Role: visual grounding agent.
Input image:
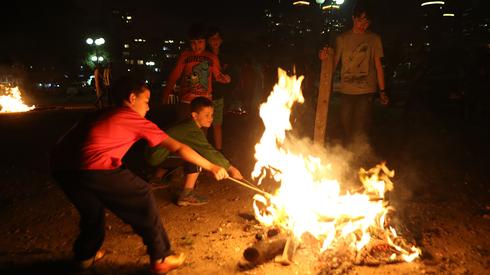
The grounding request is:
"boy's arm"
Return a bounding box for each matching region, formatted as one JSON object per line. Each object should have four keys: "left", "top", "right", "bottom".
{"left": 162, "top": 54, "right": 185, "bottom": 104}
{"left": 175, "top": 123, "right": 231, "bottom": 168}
{"left": 211, "top": 55, "right": 231, "bottom": 83}
{"left": 373, "top": 35, "right": 388, "bottom": 105}
{"left": 375, "top": 57, "right": 389, "bottom": 105}
{"left": 169, "top": 120, "right": 244, "bottom": 178}
{"left": 375, "top": 57, "right": 385, "bottom": 91}
{"left": 184, "top": 130, "right": 243, "bottom": 179}
{"left": 160, "top": 136, "right": 228, "bottom": 180}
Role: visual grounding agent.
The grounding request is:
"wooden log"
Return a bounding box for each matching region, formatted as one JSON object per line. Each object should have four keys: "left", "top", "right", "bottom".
{"left": 243, "top": 237, "right": 288, "bottom": 264}
{"left": 314, "top": 47, "right": 334, "bottom": 146}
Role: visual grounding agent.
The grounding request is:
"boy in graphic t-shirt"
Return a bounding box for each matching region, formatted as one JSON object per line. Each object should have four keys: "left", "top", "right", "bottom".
{"left": 319, "top": 3, "right": 389, "bottom": 147}
{"left": 162, "top": 22, "right": 230, "bottom": 122}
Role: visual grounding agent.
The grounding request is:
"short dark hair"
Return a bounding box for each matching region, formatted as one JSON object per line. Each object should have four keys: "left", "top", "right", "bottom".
{"left": 190, "top": 97, "right": 213, "bottom": 113}
{"left": 112, "top": 75, "right": 149, "bottom": 105}
{"left": 188, "top": 22, "right": 207, "bottom": 40}
{"left": 352, "top": 1, "right": 373, "bottom": 20}
{"left": 206, "top": 25, "right": 222, "bottom": 39}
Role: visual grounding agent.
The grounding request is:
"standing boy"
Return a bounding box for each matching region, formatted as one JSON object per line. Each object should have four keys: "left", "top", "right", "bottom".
{"left": 319, "top": 3, "right": 389, "bottom": 147}
{"left": 146, "top": 96, "right": 243, "bottom": 206}
{"left": 206, "top": 26, "right": 239, "bottom": 151}
{"left": 162, "top": 23, "right": 230, "bottom": 123}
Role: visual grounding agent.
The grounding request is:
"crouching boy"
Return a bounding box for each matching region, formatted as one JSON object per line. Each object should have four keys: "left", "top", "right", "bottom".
{"left": 146, "top": 96, "right": 243, "bottom": 206}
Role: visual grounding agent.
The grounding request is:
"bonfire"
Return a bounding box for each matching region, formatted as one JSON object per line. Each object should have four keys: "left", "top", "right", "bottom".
{"left": 0, "top": 85, "right": 35, "bottom": 113}
{"left": 244, "top": 68, "right": 420, "bottom": 270}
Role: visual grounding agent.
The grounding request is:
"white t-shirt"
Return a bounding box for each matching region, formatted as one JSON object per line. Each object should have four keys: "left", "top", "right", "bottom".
{"left": 334, "top": 30, "right": 383, "bottom": 94}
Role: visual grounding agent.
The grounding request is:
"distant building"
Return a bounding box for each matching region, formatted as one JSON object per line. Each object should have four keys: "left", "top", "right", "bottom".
{"left": 262, "top": 0, "right": 346, "bottom": 62}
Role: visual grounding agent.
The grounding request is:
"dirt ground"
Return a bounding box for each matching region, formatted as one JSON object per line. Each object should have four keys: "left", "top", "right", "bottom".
{"left": 0, "top": 91, "right": 489, "bottom": 275}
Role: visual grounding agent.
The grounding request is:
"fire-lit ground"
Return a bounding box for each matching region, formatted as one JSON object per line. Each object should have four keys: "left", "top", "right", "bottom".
{"left": 0, "top": 89, "right": 489, "bottom": 274}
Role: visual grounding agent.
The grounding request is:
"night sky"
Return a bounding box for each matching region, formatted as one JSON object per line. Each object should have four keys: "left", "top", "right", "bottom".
{"left": 1, "top": 0, "right": 418, "bottom": 67}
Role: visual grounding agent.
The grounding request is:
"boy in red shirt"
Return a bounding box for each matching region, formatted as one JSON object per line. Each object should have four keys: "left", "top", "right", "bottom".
{"left": 51, "top": 76, "right": 229, "bottom": 274}
{"left": 162, "top": 23, "right": 230, "bottom": 122}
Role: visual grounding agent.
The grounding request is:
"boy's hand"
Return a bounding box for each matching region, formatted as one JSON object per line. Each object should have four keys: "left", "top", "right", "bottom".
{"left": 210, "top": 165, "right": 229, "bottom": 180}
{"left": 318, "top": 47, "right": 331, "bottom": 61}
{"left": 228, "top": 166, "right": 243, "bottom": 180}
{"left": 216, "top": 73, "right": 231, "bottom": 84}
{"left": 379, "top": 90, "right": 389, "bottom": 106}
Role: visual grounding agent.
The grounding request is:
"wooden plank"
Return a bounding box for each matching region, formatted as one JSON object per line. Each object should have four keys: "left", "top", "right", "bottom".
{"left": 314, "top": 48, "right": 334, "bottom": 145}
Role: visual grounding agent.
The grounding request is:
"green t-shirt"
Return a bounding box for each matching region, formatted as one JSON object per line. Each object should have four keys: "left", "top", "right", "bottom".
{"left": 145, "top": 119, "right": 231, "bottom": 169}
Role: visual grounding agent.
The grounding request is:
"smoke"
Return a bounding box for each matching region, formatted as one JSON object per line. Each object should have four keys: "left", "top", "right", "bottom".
{"left": 282, "top": 133, "right": 385, "bottom": 193}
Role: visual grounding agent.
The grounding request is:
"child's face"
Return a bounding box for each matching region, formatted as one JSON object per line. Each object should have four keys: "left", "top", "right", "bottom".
{"left": 190, "top": 39, "right": 206, "bottom": 54}
{"left": 192, "top": 106, "right": 214, "bottom": 128}
{"left": 352, "top": 12, "right": 370, "bottom": 33}
{"left": 128, "top": 89, "right": 150, "bottom": 117}
{"left": 207, "top": 33, "right": 223, "bottom": 51}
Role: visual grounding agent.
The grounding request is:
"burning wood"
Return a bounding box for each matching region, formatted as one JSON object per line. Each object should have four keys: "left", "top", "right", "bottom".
{"left": 242, "top": 68, "right": 421, "bottom": 269}
{"left": 243, "top": 235, "right": 288, "bottom": 264}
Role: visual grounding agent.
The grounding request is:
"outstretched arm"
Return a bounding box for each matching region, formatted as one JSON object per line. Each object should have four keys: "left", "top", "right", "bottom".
{"left": 160, "top": 136, "right": 228, "bottom": 180}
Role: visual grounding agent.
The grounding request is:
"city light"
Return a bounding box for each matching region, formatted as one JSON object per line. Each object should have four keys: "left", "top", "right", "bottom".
{"left": 335, "top": 0, "right": 345, "bottom": 4}
{"left": 86, "top": 37, "right": 105, "bottom": 46}
{"left": 85, "top": 36, "right": 107, "bottom": 66}
{"left": 420, "top": 1, "right": 445, "bottom": 7}
{"left": 293, "top": 1, "right": 310, "bottom": 6}
{"left": 94, "top": 38, "right": 105, "bottom": 45}
{"left": 322, "top": 5, "right": 340, "bottom": 10}
{"left": 443, "top": 13, "right": 455, "bottom": 17}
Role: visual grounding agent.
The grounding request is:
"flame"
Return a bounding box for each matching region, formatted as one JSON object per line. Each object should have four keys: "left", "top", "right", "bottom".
{"left": 0, "top": 86, "right": 36, "bottom": 113}
{"left": 251, "top": 68, "right": 420, "bottom": 262}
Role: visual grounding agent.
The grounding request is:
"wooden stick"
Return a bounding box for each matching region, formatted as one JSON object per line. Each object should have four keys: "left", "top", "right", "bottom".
{"left": 314, "top": 47, "right": 334, "bottom": 146}
{"left": 227, "top": 177, "right": 272, "bottom": 198}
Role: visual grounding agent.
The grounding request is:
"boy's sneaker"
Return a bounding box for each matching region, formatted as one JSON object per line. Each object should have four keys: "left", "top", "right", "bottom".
{"left": 177, "top": 192, "right": 208, "bottom": 206}
{"left": 151, "top": 253, "right": 186, "bottom": 274}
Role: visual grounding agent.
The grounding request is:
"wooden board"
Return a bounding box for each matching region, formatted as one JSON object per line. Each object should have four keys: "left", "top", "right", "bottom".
{"left": 314, "top": 48, "right": 334, "bottom": 145}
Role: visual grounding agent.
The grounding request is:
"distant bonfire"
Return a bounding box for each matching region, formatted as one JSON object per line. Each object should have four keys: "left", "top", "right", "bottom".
{"left": 0, "top": 85, "right": 35, "bottom": 113}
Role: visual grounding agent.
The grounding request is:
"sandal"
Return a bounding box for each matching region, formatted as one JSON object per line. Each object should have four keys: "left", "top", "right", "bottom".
{"left": 76, "top": 249, "right": 106, "bottom": 269}
{"left": 151, "top": 253, "right": 186, "bottom": 274}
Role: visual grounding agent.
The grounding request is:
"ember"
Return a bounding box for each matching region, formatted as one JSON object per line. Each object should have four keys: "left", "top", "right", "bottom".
{"left": 0, "top": 85, "right": 35, "bottom": 113}
{"left": 247, "top": 68, "right": 420, "bottom": 267}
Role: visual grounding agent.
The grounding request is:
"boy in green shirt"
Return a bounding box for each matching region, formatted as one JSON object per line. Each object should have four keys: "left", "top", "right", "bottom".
{"left": 146, "top": 97, "right": 243, "bottom": 206}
